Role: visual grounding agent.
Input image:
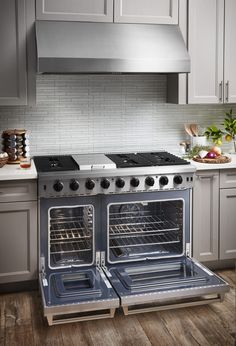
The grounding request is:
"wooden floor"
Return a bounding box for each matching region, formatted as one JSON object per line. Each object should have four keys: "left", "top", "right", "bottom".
{"left": 0, "top": 270, "right": 235, "bottom": 346}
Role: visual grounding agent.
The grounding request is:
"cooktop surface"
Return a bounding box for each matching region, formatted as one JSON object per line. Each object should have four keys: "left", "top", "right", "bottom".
{"left": 34, "top": 155, "right": 79, "bottom": 172}
{"left": 34, "top": 151, "right": 190, "bottom": 172}
{"left": 106, "top": 152, "right": 190, "bottom": 168}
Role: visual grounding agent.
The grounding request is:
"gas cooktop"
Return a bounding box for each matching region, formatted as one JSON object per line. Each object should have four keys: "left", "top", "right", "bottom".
{"left": 106, "top": 152, "right": 190, "bottom": 168}
{"left": 34, "top": 151, "right": 190, "bottom": 173}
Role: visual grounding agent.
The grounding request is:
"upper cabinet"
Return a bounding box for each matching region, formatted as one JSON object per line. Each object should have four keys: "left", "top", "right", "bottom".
{"left": 36, "top": 0, "right": 114, "bottom": 22}
{"left": 0, "top": 0, "right": 27, "bottom": 105}
{"left": 0, "top": 0, "right": 36, "bottom": 106}
{"left": 36, "top": 0, "right": 179, "bottom": 24}
{"left": 188, "top": 0, "right": 236, "bottom": 104}
{"left": 114, "top": 0, "right": 178, "bottom": 24}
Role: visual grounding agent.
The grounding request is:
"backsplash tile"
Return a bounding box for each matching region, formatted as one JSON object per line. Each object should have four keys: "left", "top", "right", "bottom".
{"left": 0, "top": 74, "right": 235, "bottom": 155}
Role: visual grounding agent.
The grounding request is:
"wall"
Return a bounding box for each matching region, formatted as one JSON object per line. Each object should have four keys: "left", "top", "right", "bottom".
{"left": 0, "top": 74, "right": 235, "bottom": 156}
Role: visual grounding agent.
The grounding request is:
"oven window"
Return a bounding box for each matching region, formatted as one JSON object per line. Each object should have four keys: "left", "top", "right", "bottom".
{"left": 108, "top": 200, "right": 184, "bottom": 262}
{"left": 49, "top": 206, "right": 94, "bottom": 268}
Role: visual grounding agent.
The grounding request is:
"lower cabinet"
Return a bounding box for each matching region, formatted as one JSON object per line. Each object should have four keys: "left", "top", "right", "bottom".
{"left": 0, "top": 181, "right": 37, "bottom": 284}
{"left": 193, "top": 169, "right": 236, "bottom": 262}
{"left": 220, "top": 170, "right": 236, "bottom": 259}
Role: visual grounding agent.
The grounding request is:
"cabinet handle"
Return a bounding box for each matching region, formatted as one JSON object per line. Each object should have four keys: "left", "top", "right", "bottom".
{"left": 219, "top": 81, "right": 223, "bottom": 102}
{"left": 225, "top": 81, "right": 229, "bottom": 102}
{"left": 198, "top": 175, "right": 216, "bottom": 180}
{"left": 226, "top": 195, "right": 236, "bottom": 198}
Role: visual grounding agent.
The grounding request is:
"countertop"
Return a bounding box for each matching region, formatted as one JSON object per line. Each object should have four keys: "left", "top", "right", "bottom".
{"left": 0, "top": 154, "right": 235, "bottom": 181}
{"left": 190, "top": 153, "right": 236, "bottom": 171}
{"left": 0, "top": 159, "right": 37, "bottom": 181}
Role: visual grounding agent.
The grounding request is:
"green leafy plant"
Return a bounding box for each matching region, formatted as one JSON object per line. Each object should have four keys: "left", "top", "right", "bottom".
{"left": 204, "top": 109, "right": 236, "bottom": 151}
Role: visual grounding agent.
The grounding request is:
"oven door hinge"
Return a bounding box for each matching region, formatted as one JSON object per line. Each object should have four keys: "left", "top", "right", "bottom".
{"left": 186, "top": 243, "right": 191, "bottom": 257}
{"left": 96, "top": 251, "right": 101, "bottom": 268}
{"left": 40, "top": 256, "right": 48, "bottom": 286}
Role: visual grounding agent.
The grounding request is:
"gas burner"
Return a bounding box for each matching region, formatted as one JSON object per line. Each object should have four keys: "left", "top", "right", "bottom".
{"left": 34, "top": 155, "right": 78, "bottom": 173}
{"left": 106, "top": 151, "right": 190, "bottom": 168}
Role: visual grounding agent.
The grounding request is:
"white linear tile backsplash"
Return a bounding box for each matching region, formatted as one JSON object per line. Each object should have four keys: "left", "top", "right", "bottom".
{"left": 0, "top": 74, "right": 235, "bottom": 156}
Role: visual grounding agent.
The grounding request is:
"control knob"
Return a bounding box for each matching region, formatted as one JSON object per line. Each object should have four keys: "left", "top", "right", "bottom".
{"left": 53, "top": 180, "right": 64, "bottom": 192}
{"left": 70, "top": 179, "right": 79, "bottom": 191}
{"left": 173, "top": 175, "right": 183, "bottom": 185}
{"left": 145, "top": 176, "right": 155, "bottom": 187}
{"left": 159, "top": 176, "right": 169, "bottom": 186}
{"left": 130, "top": 177, "right": 140, "bottom": 187}
{"left": 85, "top": 179, "right": 95, "bottom": 190}
{"left": 101, "top": 178, "right": 110, "bottom": 189}
{"left": 116, "top": 178, "right": 125, "bottom": 188}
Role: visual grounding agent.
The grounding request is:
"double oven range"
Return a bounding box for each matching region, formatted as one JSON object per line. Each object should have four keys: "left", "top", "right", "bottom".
{"left": 34, "top": 151, "right": 229, "bottom": 326}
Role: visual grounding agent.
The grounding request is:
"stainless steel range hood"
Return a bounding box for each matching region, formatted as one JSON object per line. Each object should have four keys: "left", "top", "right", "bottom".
{"left": 36, "top": 21, "right": 190, "bottom": 74}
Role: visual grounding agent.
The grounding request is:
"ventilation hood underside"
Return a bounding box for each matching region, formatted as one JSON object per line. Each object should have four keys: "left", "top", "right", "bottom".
{"left": 36, "top": 21, "right": 190, "bottom": 74}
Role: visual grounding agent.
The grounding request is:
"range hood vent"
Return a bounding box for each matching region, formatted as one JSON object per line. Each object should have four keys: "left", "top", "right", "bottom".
{"left": 36, "top": 21, "right": 190, "bottom": 74}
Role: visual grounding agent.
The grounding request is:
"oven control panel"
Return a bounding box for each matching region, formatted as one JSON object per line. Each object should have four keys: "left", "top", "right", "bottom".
{"left": 38, "top": 173, "right": 195, "bottom": 198}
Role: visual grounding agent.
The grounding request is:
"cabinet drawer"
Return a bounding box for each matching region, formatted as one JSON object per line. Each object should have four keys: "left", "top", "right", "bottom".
{"left": 220, "top": 169, "right": 236, "bottom": 188}
{"left": 0, "top": 180, "right": 37, "bottom": 202}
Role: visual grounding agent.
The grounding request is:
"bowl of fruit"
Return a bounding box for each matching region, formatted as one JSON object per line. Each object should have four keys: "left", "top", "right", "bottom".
{"left": 0, "top": 152, "right": 9, "bottom": 167}
{"left": 187, "top": 145, "right": 231, "bottom": 164}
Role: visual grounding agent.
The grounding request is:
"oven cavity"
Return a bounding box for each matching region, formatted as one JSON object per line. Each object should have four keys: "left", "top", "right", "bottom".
{"left": 49, "top": 205, "right": 94, "bottom": 268}
{"left": 108, "top": 199, "right": 184, "bottom": 263}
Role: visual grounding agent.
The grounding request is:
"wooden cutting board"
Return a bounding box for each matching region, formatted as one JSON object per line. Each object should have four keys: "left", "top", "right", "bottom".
{"left": 193, "top": 155, "right": 231, "bottom": 164}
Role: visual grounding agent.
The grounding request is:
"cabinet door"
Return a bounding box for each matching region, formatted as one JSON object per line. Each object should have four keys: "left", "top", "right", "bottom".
{"left": 224, "top": 0, "right": 236, "bottom": 103}
{"left": 0, "top": 0, "right": 27, "bottom": 105}
{"left": 220, "top": 188, "right": 236, "bottom": 260}
{"left": 193, "top": 171, "right": 219, "bottom": 261}
{"left": 188, "top": 0, "right": 224, "bottom": 104}
{"left": 114, "top": 0, "right": 178, "bottom": 24}
{"left": 36, "top": 0, "right": 114, "bottom": 22}
{"left": 0, "top": 201, "right": 37, "bottom": 284}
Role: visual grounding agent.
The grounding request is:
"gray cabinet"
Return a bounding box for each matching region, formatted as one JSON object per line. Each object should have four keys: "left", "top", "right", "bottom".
{"left": 36, "top": 0, "right": 114, "bottom": 22}
{"left": 0, "top": 0, "right": 27, "bottom": 105}
{"left": 114, "top": 0, "right": 178, "bottom": 24}
{"left": 193, "top": 171, "right": 219, "bottom": 261}
{"left": 193, "top": 169, "right": 236, "bottom": 262}
{"left": 187, "top": 0, "right": 236, "bottom": 104}
{"left": 219, "top": 170, "right": 236, "bottom": 260}
{"left": 0, "top": 0, "right": 36, "bottom": 106}
{"left": 0, "top": 180, "right": 37, "bottom": 284}
{"left": 36, "top": 0, "right": 178, "bottom": 24}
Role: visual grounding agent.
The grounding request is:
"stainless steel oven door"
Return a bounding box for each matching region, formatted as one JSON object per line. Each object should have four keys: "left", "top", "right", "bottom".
{"left": 105, "top": 257, "right": 229, "bottom": 315}
{"left": 39, "top": 196, "right": 119, "bottom": 325}
{"left": 39, "top": 266, "right": 119, "bottom": 325}
{"left": 101, "top": 190, "right": 229, "bottom": 313}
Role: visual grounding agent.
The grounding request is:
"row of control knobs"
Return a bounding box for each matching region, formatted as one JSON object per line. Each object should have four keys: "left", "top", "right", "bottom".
{"left": 53, "top": 175, "right": 183, "bottom": 192}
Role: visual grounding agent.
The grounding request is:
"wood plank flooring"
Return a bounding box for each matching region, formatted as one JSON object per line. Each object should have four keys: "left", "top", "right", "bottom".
{"left": 0, "top": 270, "right": 235, "bottom": 346}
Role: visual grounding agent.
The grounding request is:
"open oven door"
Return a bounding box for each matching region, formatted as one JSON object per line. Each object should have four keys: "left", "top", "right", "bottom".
{"left": 39, "top": 266, "right": 119, "bottom": 325}
{"left": 104, "top": 256, "right": 229, "bottom": 316}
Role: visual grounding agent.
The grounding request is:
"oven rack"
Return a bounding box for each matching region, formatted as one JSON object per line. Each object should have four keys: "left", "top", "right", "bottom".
{"left": 50, "top": 228, "right": 92, "bottom": 243}
{"left": 109, "top": 232, "right": 180, "bottom": 249}
{"left": 109, "top": 215, "right": 180, "bottom": 236}
{"left": 50, "top": 239, "right": 92, "bottom": 254}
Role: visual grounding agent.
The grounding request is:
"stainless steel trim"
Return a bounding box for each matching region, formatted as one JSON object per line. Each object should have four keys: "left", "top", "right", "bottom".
{"left": 120, "top": 283, "right": 229, "bottom": 305}
{"left": 46, "top": 308, "right": 116, "bottom": 326}
{"left": 122, "top": 294, "right": 224, "bottom": 315}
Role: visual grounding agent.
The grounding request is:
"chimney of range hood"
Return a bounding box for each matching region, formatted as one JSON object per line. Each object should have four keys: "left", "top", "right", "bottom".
{"left": 35, "top": 21, "right": 190, "bottom": 74}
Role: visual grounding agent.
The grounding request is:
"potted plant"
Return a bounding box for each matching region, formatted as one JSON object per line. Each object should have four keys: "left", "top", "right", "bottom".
{"left": 204, "top": 109, "right": 236, "bottom": 153}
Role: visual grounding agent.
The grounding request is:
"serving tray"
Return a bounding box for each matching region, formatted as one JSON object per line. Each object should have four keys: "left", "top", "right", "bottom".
{"left": 193, "top": 155, "right": 231, "bottom": 164}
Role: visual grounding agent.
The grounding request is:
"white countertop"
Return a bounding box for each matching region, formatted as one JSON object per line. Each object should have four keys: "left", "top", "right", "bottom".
{"left": 0, "top": 159, "right": 37, "bottom": 181}
{"left": 190, "top": 154, "right": 236, "bottom": 171}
